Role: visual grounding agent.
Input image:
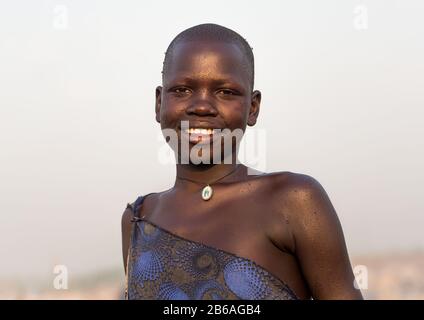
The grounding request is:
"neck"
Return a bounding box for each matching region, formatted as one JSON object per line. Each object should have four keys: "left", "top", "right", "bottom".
{"left": 174, "top": 162, "right": 246, "bottom": 189}
{"left": 174, "top": 147, "right": 244, "bottom": 186}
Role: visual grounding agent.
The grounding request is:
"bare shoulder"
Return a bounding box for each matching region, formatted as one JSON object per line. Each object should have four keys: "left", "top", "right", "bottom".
{"left": 262, "top": 170, "right": 341, "bottom": 237}
{"left": 266, "top": 171, "right": 333, "bottom": 213}
{"left": 245, "top": 170, "right": 333, "bottom": 221}
{"left": 265, "top": 172, "right": 362, "bottom": 299}
{"left": 266, "top": 170, "right": 324, "bottom": 193}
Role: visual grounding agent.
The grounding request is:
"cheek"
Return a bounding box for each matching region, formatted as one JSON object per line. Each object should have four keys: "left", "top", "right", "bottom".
{"left": 221, "top": 101, "right": 250, "bottom": 130}
{"left": 160, "top": 99, "right": 185, "bottom": 129}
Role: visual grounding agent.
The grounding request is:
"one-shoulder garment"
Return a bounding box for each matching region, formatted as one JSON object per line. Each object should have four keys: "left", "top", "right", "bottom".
{"left": 125, "top": 194, "right": 299, "bottom": 300}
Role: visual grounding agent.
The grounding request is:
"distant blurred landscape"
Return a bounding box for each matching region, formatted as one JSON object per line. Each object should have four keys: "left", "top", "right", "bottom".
{"left": 2, "top": 250, "right": 423, "bottom": 300}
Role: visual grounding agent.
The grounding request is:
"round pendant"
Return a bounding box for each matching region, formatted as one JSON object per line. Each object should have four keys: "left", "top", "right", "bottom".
{"left": 201, "top": 185, "right": 213, "bottom": 201}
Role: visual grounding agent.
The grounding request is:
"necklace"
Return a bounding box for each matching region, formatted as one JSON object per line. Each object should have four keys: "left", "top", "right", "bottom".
{"left": 177, "top": 165, "right": 241, "bottom": 201}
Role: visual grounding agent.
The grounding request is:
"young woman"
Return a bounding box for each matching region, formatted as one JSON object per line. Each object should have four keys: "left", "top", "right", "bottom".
{"left": 122, "top": 23, "right": 363, "bottom": 300}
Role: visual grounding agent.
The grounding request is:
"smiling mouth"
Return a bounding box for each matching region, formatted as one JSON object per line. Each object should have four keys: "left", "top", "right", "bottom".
{"left": 184, "top": 128, "right": 215, "bottom": 135}
{"left": 180, "top": 127, "right": 219, "bottom": 144}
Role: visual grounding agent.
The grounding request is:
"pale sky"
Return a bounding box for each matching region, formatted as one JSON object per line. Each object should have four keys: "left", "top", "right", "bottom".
{"left": 0, "top": 0, "right": 423, "bottom": 281}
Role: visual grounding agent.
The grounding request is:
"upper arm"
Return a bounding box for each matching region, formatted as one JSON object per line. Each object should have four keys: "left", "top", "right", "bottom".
{"left": 121, "top": 205, "right": 134, "bottom": 274}
{"left": 284, "top": 173, "right": 363, "bottom": 299}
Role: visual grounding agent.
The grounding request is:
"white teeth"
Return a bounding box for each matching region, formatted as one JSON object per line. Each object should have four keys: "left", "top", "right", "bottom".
{"left": 184, "top": 128, "right": 214, "bottom": 134}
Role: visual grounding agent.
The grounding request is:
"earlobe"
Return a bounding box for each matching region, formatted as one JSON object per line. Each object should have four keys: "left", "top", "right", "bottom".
{"left": 247, "top": 90, "right": 261, "bottom": 126}
{"left": 155, "top": 86, "right": 162, "bottom": 123}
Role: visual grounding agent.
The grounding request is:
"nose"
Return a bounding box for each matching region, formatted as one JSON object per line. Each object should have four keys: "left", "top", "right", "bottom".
{"left": 185, "top": 90, "right": 218, "bottom": 117}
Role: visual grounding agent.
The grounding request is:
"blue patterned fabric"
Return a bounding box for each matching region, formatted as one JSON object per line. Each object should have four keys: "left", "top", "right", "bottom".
{"left": 125, "top": 195, "right": 299, "bottom": 300}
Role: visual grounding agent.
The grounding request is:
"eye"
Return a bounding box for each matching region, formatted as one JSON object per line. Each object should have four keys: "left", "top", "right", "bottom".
{"left": 217, "top": 89, "right": 237, "bottom": 96}
{"left": 172, "top": 87, "right": 191, "bottom": 95}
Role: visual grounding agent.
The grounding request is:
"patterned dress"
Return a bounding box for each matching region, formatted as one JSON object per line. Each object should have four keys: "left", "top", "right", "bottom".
{"left": 125, "top": 194, "right": 299, "bottom": 300}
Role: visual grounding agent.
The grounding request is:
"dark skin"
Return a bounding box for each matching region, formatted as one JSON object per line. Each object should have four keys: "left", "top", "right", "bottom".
{"left": 122, "top": 39, "right": 363, "bottom": 300}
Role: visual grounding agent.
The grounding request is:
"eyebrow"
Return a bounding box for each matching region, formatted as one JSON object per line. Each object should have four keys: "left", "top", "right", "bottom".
{"left": 167, "top": 76, "right": 245, "bottom": 88}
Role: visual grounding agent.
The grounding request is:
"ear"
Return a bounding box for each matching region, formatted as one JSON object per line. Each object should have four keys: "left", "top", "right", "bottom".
{"left": 247, "top": 90, "right": 261, "bottom": 126}
{"left": 155, "top": 86, "right": 162, "bottom": 123}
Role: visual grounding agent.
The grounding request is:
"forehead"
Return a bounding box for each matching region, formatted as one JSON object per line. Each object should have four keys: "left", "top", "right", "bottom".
{"left": 164, "top": 40, "right": 250, "bottom": 87}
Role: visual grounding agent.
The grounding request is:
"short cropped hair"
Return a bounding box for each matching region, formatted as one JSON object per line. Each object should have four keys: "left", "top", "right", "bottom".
{"left": 162, "top": 23, "right": 255, "bottom": 90}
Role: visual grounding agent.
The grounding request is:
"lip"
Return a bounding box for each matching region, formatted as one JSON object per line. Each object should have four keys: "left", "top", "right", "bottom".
{"left": 177, "top": 120, "right": 223, "bottom": 130}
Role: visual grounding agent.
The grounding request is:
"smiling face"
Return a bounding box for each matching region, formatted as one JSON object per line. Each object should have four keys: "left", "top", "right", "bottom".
{"left": 155, "top": 40, "right": 261, "bottom": 164}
